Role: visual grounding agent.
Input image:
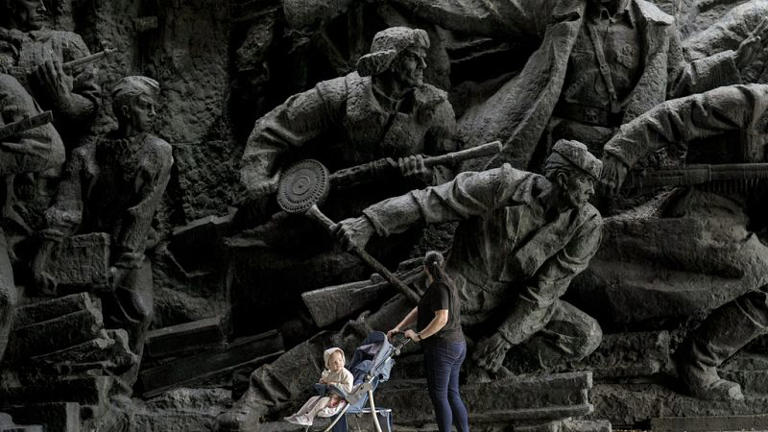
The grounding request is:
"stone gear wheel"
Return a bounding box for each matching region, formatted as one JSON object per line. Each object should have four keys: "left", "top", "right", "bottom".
{"left": 277, "top": 159, "right": 330, "bottom": 213}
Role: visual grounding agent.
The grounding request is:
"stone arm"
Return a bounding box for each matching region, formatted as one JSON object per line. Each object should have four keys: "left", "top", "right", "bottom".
{"left": 114, "top": 139, "right": 173, "bottom": 267}
{"left": 667, "top": 25, "right": 741, "bottom": 98}
{"left": 240, "top": 83, "right": 344, "bottom": 196}
{"left": 604, "top": 84, "right": 768, "bottom": 169}
{"left": 362, "top": 163, "right": 545, "bottom": 236}
{"left": 58, "top": 33, "right": 101, "bottom": 124}
{"left": 0, "top": 74, "right": 65, "bottom": 175}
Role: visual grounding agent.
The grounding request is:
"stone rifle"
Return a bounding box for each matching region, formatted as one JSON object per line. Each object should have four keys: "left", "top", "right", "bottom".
{"left": 0, "top": 110, "right": 54, "bottom": 142}
{"left": 329, "top": 140, "right": 502, "bottom": 190}
{"left": 624, "top": 163, "right": 768, "bottom": 192}
{"left": 4, "top": 47, "right": 117, "bottom": 76}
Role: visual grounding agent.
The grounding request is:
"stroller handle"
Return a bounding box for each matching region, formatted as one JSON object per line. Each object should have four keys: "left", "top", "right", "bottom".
{"left": 388, "top": 332, "right": 411, "bottom": 356}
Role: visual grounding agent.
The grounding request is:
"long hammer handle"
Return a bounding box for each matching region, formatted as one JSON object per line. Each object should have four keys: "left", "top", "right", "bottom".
{"left": 306, "top": 205, "right": 421, "bottom": 304}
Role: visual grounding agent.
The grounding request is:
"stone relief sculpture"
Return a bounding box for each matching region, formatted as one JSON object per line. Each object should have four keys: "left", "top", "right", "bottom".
{"left": 227, "top": 26, "right": 458, "bottom": 337}
{"left": 4, "top": 1, "right": 768, "bottom": 431}
{"left": 596, "top": 83, "right": 768, "bottom": 401}
{"left": 239, "top": 26, "right": 455, "bottom": 207}
{"left": 376, "top": 0, "right": 767, "bottom": 170}
{"left": 0, "top": 71, "right": 63, "bottom": 363}
{"left": 31, "top": 76, "right": 172, "bottom": 390}
{"left": 217, "top": 139, "right": 604, "bottom": 430}
{"left": 340, "top": 139, "right": 604, "bottom": 376}
{"left": 0, "top": 0, "right": 101, "bottom": 143}
{"left": 0, "top": 0, "right": 102, "bottom": 288}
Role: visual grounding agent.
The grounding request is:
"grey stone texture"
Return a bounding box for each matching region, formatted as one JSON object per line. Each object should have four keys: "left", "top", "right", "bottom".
{"left": 6, "top": 0, "right": 768, "bottom": 431}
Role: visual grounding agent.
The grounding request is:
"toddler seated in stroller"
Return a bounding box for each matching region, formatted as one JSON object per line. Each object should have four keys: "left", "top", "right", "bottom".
{"left": 285, "top": 347, "right": 354, "bottom": 426}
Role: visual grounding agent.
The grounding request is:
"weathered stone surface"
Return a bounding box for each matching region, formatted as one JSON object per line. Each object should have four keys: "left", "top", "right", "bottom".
{"left": 28, "top": 329, "right": 136, "bottom": 372}
{"left": 144, "top": 316, "right": 224, "bottom": 359}
{"left": 6, "top": 403, "right": 80, "bottom": 432}
{"left": 376, "top": 372, "right": 594, "bottom": 426}
{"left": 589, "top": 382, "right": 768, "bottom": 429}
{"left": 6, "top": 308, "right": 103, "bottom": 361}
{"left": 651, "top": 413, "right": 768, "bottom": 431}
{"left": 574, "top": 331, "right": 672, "bottom": 379}
{"left": 138, "top": 330, "right": 284, "bottom": 397}
{"left": 0, "top": 377, "right": 112, "bottom": 407}
{"left": 42, "top": 233, "right": 111, "bottom": 289}
{"left": 13, "top": 294, "right": 100, "bottom": 328}
{"left": 571, "top": 216, "right": 762, "bottom": 326}
{"left": 172, "top": 141, "right": 242, "bottom": 222}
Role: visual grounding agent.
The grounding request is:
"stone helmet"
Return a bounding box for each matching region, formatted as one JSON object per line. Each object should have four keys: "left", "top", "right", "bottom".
{"left": 356, "top": 26, "right": 430, "bottom": 77}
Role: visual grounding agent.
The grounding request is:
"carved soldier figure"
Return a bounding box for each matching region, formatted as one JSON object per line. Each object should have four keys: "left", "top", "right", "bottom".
{"left": 599, "top": 83, "right": 768, "bottom": 400}
{"left": 32, "top": 76, "right": 172, "bottom": 388}
{"left": 375, "top": 0, "right": 767, "bottom": 169}
{"left": 217, "top": 139, "right": 603, "bottom": 431}
{"left": 0, "top": 0, "right": 102, "bottom": 276}
{"left": 229, "top": 27, "right": 456, "bottom": 340}
{"left": 340, "top": 139, "right": 604, "bottom": 375}
{"left": 0, "top": 72, "right": 64, "bottom": 362}
{"left": 0, "top": 0, "right": 101, "bottom": 142}
{"left": 240, "top": 26, "right": 455, "bottom": 208}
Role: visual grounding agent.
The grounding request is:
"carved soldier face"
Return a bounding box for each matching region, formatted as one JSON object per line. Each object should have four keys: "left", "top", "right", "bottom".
{"left": 121, "top": 93, "right": 157, "bottom": 133}
{"left": 558, "top": 171, "right": 596, "bottom": 208}
{"left": 9, "top": 0, "right": 46, "bottom": 31}
{"left": 392, "top": 46, "right": 427, "bottom": 88}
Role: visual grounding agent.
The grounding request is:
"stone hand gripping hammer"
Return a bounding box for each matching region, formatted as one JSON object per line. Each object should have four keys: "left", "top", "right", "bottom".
{"left": 276, "top": 159, "right": 422, "bottom": 304}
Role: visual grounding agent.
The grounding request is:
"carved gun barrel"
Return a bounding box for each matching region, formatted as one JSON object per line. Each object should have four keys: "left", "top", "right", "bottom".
{"left": 0, "top": 111, "right": 54, "bottom": 141}
{"left": 329, "top": 140, "right": 502, "bottom": 189}
{"left": 62, "top": 47, "right": 117, "bottom": 73}
{"left": 624, "top": 163, "right": 768, "bottom": 191}
{"left": 3, "top": 48, "right": 116, "bottom": 77}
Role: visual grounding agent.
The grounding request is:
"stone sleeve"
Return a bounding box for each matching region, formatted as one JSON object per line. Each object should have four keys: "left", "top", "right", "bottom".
{"left": 115, "top": 137, "right": 174, "bottom": 264}
{"left": 667, "top": 26, "right": 741, "bottom": 98}
{"left": 604, "top": 84, "right": 768, "bottom": 168}
{"left": 239, "top": 79, "right": 345, "bottom": 195}
{"left": 362, "top": 164, "right": 541, "bottom": 237}
{"left": 66, "top": 33, "right": 102, "bottom": 117}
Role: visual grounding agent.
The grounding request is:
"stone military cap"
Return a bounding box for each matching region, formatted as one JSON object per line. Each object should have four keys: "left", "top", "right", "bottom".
{"left": 112, "top": 76, "right": 160, "bottom": 104}
{"left": 546, "top": 139, "right": 603, "bottom": 180}
{"left": 356, "top": 27, "right": 430, "bottom": 77}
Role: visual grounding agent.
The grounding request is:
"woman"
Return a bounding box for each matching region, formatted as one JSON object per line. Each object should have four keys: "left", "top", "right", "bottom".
{"left": 387, "top": 250, "right": 469, "bottom": 432}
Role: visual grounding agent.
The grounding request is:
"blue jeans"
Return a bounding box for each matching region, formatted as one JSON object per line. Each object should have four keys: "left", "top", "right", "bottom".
{"left": 423, "top": 340, "right": 470, "bottom": 432}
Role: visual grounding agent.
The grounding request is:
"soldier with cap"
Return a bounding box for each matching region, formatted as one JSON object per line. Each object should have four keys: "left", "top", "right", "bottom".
{"left": 340, "top": 138, "right": 604, "bottom": 376}
{"left": 31, "top": 76, "right": 172, "bottom": 391}
{"left": 217, "top": 139, "right": 602, "bottom": 431}
{"left": 233, "top": 25, "right": 456, "bottom": 289}
{"left": 0, "top": 0, "right": 101, "bottom": 142}
{"left": 240, "top": 26, "right": 455, "bottom": 203}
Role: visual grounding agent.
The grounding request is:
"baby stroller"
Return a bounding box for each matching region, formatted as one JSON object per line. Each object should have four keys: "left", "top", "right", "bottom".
{"left": 314, "top": 331, "right": 408, "bottom": 432}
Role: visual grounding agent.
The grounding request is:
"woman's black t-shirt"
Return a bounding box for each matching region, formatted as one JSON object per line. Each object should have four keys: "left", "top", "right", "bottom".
{"left": 417, "top": 280, "right": 464, "bottom": 343}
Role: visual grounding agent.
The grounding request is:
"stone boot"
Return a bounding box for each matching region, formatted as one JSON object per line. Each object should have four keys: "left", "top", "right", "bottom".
{"left": 677, "top": 294, "right": 768, "bottom": 401}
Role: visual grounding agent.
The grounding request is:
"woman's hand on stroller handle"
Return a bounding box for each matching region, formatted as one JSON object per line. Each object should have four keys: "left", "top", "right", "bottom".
{"left": 386, "top": 328, "right": 402, "bottom": 342}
